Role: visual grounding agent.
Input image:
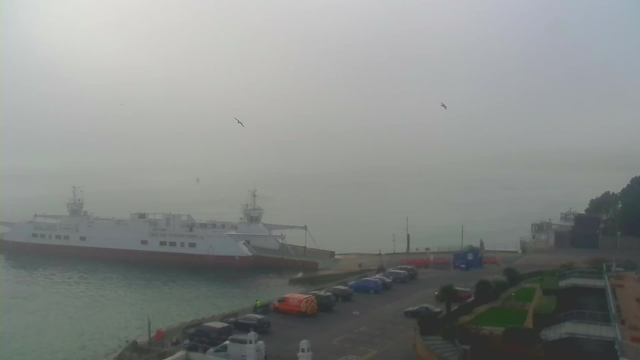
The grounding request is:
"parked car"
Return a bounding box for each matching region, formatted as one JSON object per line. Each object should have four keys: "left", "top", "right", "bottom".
{"left": 272, "top": 294, "right": 318, "bottom": 316}
{"left": 228, "top": 314, "right": 271, "bottom": 333}
{"left": 309, "top": 290, "right": 337, "bottom": 311}
{"left": 372, "top": 274, "right": 394, "bottom": 289}
{"left": 185, "top": 321, "right": 233, "bottom": 351}
{"left": 206, "top": 334, "right": 266, "bottom": 360}
{"left": 348, "top": 278, "right": 383, "bottom": 294}
{"left": 325, "top": 285, "right": 354, "bottom": 301}
{"left": 395, "top": 265, "right": 418, "bottom": 280}
{"left": 384, "top": 269, "right": 410, "bottom": 283}
{"left": 434, "top": 287, "right": 473, "bottom": 303}
{"left": 404, "top": 304, "right": 442, "bottom": 318}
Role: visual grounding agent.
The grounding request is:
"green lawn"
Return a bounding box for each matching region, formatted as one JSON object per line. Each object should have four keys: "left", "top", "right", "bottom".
{"left": 507, "top": 287, "right": 536, "bottom": 303}
{"left": 540, "top": 275, "right": 559, "bottom": 290}
{"left": 535, "top": 296, "right": 557, "bottom": 314}
{"left": 470, "top": 307, "right": 528, "bottom": 328}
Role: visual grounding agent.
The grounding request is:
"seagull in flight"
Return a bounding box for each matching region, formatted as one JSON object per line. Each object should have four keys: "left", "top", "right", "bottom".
{"left": 234, "top": 117, "right": 245, "bottom": 128}
{"left": 440, "top": 102, "right": 447, "bottom": 110}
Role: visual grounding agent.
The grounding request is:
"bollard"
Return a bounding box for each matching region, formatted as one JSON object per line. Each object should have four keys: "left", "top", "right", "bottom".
{"left": 298, "top": 339, "right": 312, "bottom": 360}
{"left": 246, "top": 331, "right": 258, "bottom": 360}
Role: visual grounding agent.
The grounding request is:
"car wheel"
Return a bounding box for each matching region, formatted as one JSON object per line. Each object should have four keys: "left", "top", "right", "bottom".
{"left": 369, "top": 289, "right": 375, "bottom": 294}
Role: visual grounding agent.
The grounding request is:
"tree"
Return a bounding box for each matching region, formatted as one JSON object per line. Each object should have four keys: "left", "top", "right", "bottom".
{"left": 585, "top": 191, "right": 620, "bottom": 217}
{"left": 503, "top": 267, "right": 521, "bottom": 287}
{"left": 438, "top": 284, "right": 459, "bottom": 314}
{"left": 619, "top": 176, "right": 640, "bottom": 237}
{"left": 474, "top": 279, "right": 494, "bottom": 303}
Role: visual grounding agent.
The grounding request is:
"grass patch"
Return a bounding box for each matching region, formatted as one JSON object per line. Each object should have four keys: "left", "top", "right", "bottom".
{"left": 506, "top": 287, "right": 536, "bottom": 303}
{"left": 540, "top": 275, "right": 558, "bottom": 290}
{"left": 535, "top": 296, "right": 557, "bottom": 314}
{"left": 470, "top": 307, "right": 528, "bottom": 328}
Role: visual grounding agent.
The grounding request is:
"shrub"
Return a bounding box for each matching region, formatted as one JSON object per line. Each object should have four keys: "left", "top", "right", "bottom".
{"left": 491, "top": 279, "right": 509, "bottom": 299}
{"left": 503, "top": 267, "right": 521, "bottom": 287}
{"left": 475, "top": 279, "right": 494, "bottom": 303}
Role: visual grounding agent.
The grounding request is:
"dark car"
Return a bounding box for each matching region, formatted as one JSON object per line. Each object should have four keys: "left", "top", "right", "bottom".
{"left": 404, "top": 304, "right": 442, "bottom": 318}
{"left": 396, "top": 265, "right": 418, "bottom": 280}
{"left": 326, "top": 285, "right": 354, "bottom": 301}
{"left": 384, "top": 269, "right": 410, "bottom": 283}
{"left": 372, "top": 274, "right": 393, "bottom": 289}
{"left": 349, "top": 278, "right": 383, "bottom": 294}
{"left": 434, "top": 287, "right": 473, "bottom": 303}
{"left": 185, "top": 321, "right": 233, "bottom": 351}
{"left": 309, "top": 290, "right": 337, "bottom": 311}
{"left": 228, "top": 314, "right": 271, "bottom": 333}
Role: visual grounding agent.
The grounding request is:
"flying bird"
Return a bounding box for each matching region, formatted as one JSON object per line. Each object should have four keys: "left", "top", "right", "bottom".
{"left": 440, "top": 102, "right": 447, "bottom": 110}
{"left": 234, "top": 117, "right": 245, "bottom": 128}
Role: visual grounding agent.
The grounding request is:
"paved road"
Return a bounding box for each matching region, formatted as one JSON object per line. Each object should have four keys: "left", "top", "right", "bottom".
{"left": 228, "top": 258, "right": 552, "bottom": 360}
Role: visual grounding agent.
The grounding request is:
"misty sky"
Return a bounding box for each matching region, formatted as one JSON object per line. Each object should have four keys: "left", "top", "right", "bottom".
{"left": 2, "top": 1, "right": 639, "bottom": 252}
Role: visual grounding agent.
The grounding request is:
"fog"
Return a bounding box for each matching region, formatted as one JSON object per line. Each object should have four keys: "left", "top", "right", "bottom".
{"left": 2, "top": 0, "right": 639, "bottom": 252}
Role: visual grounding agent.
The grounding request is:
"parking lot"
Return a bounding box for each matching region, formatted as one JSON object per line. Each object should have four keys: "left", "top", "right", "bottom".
{"left": 224, "top": 256, "right": 552, "bottom": 360}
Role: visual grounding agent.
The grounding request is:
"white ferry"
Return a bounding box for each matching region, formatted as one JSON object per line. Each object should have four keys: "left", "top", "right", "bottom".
{"left": 0, "top": 187, "right": 332, "bottom": 270}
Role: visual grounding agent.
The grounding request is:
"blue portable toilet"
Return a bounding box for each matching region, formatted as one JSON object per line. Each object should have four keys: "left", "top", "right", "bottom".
{"left": 453, "top": 246, "right": 483, "bottom": 271}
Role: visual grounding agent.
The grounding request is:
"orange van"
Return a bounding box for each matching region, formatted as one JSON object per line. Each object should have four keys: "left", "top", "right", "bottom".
{"left": 272, "top": 294, "right": 318, "bottom": 316}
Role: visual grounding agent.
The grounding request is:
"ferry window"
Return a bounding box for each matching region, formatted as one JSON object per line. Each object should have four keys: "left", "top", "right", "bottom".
{"left": 159, "top": 241, "right": 167, "bottom": 246}
{"left": 169, "top": 241, "right": 177, "bottom": 247}
{"left": 32, "top": 233, "right": 38, "bottom": 238}
{"left": 165, "top": 218, "right": 170, "bottom": 227}
{"left": 211, "top": 223, "right": 216, "bottom": 229}
{"left": 180, "top": 242, "right": 185, "bottom": 247}
{"left": 39, "top": 234, "right": 46, "bottom": 238}
{"left": 63, "top": 235, "right": 70, "bottom": 240}
{"left": 141, "top": 240, "right": 148, "bottom": 245}
{"left": 79, "top": 236, "right": 87, "bottom": 241}
{"left": 188, "top": 243, "right": 196, "bottom": 248}
{"left": 55, "top": 235, "right": 62, "bottom": 240}
{"left": 200, "top": 223, "right": 207, "bottom": 229}
{"left": 221, "top": 224, "right": 226, "bottom": 229}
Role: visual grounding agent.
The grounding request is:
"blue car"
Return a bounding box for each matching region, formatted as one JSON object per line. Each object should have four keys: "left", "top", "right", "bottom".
{"left": 348, "top": 278, "right": 383, "bottom": 294}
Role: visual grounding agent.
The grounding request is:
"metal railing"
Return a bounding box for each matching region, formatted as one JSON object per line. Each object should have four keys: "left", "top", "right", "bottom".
{"left": 603, "top": 263, "right": 631, "bottom": 359}
{"left": 557, "top": 310, "right": 610, "bottom": 324}
{"left": 541, "top": 320, "right": 616, "bottom": 341}
{"left": 557, "top": 269, "right": 603, "bottom": 281}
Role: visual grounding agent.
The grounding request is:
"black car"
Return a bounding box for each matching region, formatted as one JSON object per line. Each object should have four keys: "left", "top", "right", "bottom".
{"left": 228, "top": 314, "right": 271, "bottom": 333}
{"left": 384, "top": 269, "right": 410, "bottom": 283}
{"left": 404, "top": 304, "right": 442, "bottom": 318}
{"left": 396, "top": 265, "right": 418, "bottom": 280}
{"left": 372, "top": 274, "right": 393, "bottom": 289}
{"left": 326, "top": 286, "right": 354, "bottom": 301}
{"left": 185, "top": 321, "right": 233, "bottom": 351}
{"left": 309, "top": 290, "right": 336, "bottom": 311}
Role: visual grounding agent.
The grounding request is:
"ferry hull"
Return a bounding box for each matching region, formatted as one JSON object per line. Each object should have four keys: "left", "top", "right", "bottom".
{"left": 0, "top": 239, "right": 319, "bottom": 271}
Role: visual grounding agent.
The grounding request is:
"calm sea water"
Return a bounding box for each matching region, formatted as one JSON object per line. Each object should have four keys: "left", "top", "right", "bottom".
{"left": 0, "top": 253, "right": 303, "bottom": 360}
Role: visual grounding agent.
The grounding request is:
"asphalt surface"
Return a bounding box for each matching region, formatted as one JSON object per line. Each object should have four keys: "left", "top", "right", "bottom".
{"left": 226, "top": 256, "right": 553, "bottom": 360}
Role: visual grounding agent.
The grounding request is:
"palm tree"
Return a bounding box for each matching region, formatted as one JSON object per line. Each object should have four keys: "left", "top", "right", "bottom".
{"left": 438, "top": 284, "right": 459, "bottom": 314}
{"left": 475, "top": 279, "right": 494, "bottom": 303}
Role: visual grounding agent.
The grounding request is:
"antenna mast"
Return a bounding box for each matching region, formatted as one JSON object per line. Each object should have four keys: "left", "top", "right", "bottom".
{"left": 406, "top": 216, "right": 410, "bottom": 253}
